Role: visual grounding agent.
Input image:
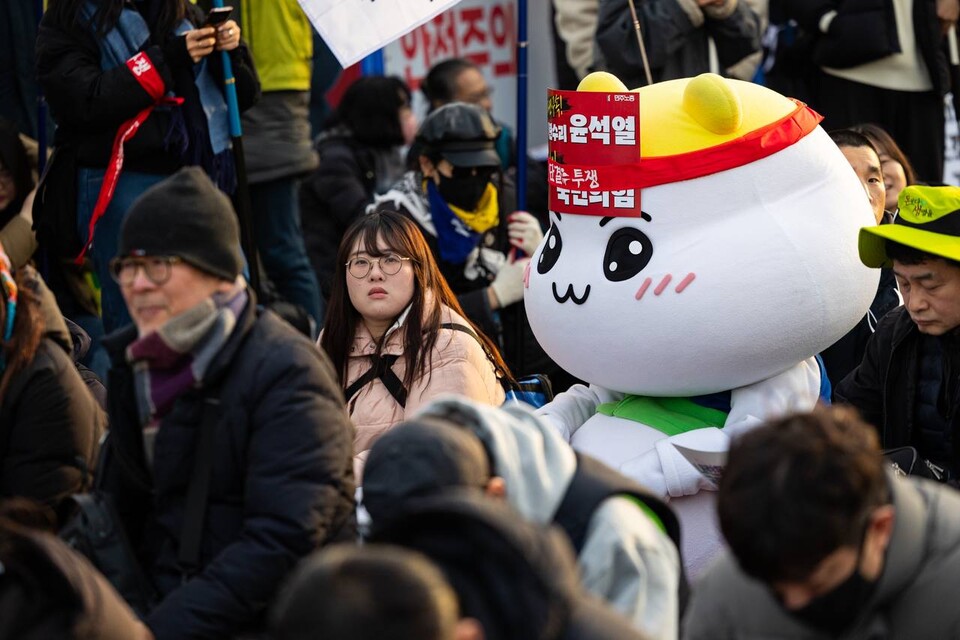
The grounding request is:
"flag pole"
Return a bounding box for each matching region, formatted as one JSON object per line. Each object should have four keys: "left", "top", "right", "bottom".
{"left": 35, "top": 0, "right": 47, "bottom": 174}
{"left": 627, "top": 0, "right": 653, "bottom": 86}
{"left": 211, "top": 0, "right": 261, "bottom": 296}
{"left": 515, "top": 0, "right": 528, "bottom": 212}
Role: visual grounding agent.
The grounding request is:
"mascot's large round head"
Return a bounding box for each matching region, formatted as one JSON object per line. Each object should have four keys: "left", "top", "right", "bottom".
{"left": 525, "top": 73, "right": 879, "bottom": 396}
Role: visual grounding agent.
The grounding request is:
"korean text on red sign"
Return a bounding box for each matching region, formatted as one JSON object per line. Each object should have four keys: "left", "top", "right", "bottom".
{"left": 547, "top": 89, "right": 641, "bottom": 217}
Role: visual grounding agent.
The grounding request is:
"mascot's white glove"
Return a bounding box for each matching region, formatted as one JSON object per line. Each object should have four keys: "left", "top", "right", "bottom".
{"left": 489, "top": 253, "right": 529, "bottom": 308}
{"left": 507, "top": 211, "right": 544, "bottom": 256}
{"left": 619, "top": 428, "right": 730, "bottom": 499}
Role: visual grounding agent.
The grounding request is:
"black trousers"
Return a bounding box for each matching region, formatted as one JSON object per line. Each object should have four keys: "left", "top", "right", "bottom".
{"left": 813, "top": 70, "right": 946, "bottom": 185}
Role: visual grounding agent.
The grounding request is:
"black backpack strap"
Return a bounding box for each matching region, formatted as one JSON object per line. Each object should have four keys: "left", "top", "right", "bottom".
{"left": 440, "top": 322, "right": 481, "bottom": 342}
{"left": 344, "top": 354, "right": 406, "bottom": 408}
{"left": 439, "top": 322, "right": 515, "bottom": 394}
{"left": 553, "top": 453, "right": 682, "bottom": 554}
{"left": 177, "top": 395, "right": 221, "bottom": 580}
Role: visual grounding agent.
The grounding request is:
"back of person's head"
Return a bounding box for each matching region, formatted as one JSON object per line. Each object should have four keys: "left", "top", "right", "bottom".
{"left": 270, "top": 544, "right": 462, "bottom": 640}
{"left": 850, "top": 123, "right": 918, "bottom": 187}
{"left": 422, "top": 59, "right": 481, "bottom": 109}
{"left": 370, "top": 490, "right": 646, "bottom": 640}
{"left": 369, "top": 490, "right": 574, "bottom": 640}
{"left": 328, "top": 76, "right": 412, "bottom": 148}
{"left": 0, "top": 118, "right": 33, "bottom": 223}
{"left": 362, "top": 418, "right": 493, "bottom": 523}
{"left": 0, "top": 513, "right": 146, "bottom": 640}
{"left": 718, "top": 406, "right": 890, "bottom": 584}
{"left": 118, "top": 166, "right": 243, "bottom": 282}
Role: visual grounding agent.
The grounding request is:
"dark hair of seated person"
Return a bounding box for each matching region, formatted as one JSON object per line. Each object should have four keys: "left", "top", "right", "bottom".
{"left": 718, "top": 406, "right": 890, "bottom": 584}
{"left": 270, "top": 543, "right": 460, "bottom": 640}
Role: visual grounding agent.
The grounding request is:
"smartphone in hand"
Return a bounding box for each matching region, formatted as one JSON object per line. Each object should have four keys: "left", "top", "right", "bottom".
{"left": 204, "top": 6, "right": 233, "bottom": 27}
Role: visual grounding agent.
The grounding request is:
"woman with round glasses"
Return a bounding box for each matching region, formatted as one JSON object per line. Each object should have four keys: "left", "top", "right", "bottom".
{"left": 319, "top": 210, "right": 509, "bottom": 480}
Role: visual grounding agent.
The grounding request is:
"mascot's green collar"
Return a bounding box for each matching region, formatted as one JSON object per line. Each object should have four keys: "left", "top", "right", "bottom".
{"left": 596, "top": 396, "right": 728, "bottom": 435}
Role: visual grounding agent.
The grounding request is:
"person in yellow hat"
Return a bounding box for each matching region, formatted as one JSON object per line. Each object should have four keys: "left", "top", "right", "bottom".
{"left": 837, "top": 184, "right": 960, "bottom": 482}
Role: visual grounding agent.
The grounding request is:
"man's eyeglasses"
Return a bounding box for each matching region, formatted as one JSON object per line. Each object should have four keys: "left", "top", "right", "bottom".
{"left": 345, "top": 254, "right": 411, "bottom": 279}
{"left": 109, "top": 256, "right": 183, "bottom": 286}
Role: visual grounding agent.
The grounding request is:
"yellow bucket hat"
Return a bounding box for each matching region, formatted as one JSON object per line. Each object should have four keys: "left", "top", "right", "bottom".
{"left": 859, "top": 185, "right": 960, "bottom": 268}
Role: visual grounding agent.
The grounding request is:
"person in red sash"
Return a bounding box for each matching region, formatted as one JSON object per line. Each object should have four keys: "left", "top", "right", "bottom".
{"left": 36, "top": 0, "right": 260, "bottom": 336}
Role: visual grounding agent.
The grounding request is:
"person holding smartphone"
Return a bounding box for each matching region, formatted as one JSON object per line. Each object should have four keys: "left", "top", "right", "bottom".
{"left": 35, "top": 0, "right": 260, "bottom": 340}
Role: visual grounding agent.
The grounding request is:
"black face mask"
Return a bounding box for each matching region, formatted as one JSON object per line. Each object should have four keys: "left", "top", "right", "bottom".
{"left": 780, "top": 527, "right": 879, "bottom": 636}
{"left": 785, "top": 567, "right": 877, "bottom": 634}
{"left": 437, "top": 168, "right": 495, "bottom": 212}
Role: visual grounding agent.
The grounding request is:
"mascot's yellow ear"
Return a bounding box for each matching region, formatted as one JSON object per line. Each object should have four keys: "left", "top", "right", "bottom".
{"left": 577, "top": 71, "right": 629, "bottom": 93}
{"left": 682, "top": 74, "right": 742, "bottom": 135}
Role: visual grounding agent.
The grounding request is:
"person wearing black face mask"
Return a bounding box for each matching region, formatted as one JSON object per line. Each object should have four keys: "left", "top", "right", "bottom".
{"left": 683, "top": 405, "right": 960, "bottom": 640}
{"left": 370, "top": 103, "right": 571, "bottom": 387}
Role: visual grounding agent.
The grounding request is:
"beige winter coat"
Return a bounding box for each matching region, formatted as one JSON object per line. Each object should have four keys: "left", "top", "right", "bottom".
{"left": 335, "top": 304, "right": 505, "bottom": 481}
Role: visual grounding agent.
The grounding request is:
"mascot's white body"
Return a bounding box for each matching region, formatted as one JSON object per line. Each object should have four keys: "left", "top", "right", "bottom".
{"left": 529, "top": 74, "right": 880, "bottom": 577}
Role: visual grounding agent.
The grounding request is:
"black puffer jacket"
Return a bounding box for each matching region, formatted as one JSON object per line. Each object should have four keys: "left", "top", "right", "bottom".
{"left": 36, "top": 3, "right": 260, "bottom": 174}
{"left": 836, "top": 306, "right": 960, "bottom": 476}
{"left": 102, "top": 294, "right": 356, "bottom": 639}
{"left": 782, "top": 0, "right": 950, "bottom": 94}
{"left": 0, "top": 268, "right": 104, "bottom": 522}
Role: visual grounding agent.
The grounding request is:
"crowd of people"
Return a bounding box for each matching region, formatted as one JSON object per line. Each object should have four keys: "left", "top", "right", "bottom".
{"left": 2, "top": 0, "right": 960, "bottom": 638}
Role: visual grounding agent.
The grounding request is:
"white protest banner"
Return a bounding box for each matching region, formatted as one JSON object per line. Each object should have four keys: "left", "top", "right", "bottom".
{"left": 299, "top": 0, "right": 463, "bottom": 69}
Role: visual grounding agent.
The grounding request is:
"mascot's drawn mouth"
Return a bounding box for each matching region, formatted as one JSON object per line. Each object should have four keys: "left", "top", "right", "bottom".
{"left": 552, "top": 282, "right": 591, "bottom": 305}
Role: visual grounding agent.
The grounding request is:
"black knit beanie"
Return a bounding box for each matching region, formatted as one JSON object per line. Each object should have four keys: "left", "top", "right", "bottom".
{"left": 118, "top": 167, "right": 242, "bottom": 281}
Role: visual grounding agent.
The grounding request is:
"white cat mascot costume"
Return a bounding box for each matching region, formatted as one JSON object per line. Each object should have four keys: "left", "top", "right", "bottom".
{"left": 528, "top": 72, "right": 879, "bottom": 577}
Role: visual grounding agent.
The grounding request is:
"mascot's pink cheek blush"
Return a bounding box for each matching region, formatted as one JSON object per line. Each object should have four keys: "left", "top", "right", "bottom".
{"left": 654, "top": 274, "right": 673, "bottom": 295}
{"left": 635, "top": 277, "right": 652, "bottom": 300}
{"left": 635, "top": 272, "right": 696, "bottom": 300}
{"left": 523, "top": 260, "right": 531, "bottom": 288}
{"left": 675, "top": 272, "right": 696, "bottom": 293}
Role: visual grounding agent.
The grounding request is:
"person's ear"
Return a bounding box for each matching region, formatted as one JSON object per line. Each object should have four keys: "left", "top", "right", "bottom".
{"left": 455, "top": 617, "right": 485, "bottom": 640}
{"left": 870, "top": 504, "right": 896, "bottom": 550}
{"left": 484, "top": 476, "right": 506, "bottom": 500}
{"left": 863, "top": 504, "right": 896, "bottom": 580}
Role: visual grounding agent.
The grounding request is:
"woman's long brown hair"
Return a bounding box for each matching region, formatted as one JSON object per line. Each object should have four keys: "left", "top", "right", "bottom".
{"left": 0, "top": 270, "right": 45, "bottom": 403}
{"left": 321, "top": 210, "right": 513, "bottom": 394}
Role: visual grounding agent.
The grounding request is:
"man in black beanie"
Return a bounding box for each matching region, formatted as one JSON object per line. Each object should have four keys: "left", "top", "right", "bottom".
{"left": 99, "top": 167, "right": 355, "bottom": 640}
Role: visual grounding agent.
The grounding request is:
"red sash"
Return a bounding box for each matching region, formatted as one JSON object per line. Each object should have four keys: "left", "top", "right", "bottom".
{"left": 75, "top": 52, "right": 183, "bottom": 263}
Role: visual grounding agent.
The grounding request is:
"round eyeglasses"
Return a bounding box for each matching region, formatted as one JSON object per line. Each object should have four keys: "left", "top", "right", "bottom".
{"left": 345, "top": 254, "right": 411, "bottom": 279}
{"left": 109, "top": 256, "right": 183, "bottom": 286}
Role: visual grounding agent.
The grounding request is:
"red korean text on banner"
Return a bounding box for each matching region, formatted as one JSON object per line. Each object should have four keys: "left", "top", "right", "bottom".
{"left": 547, "top": 89, "right": 641, "bottom": 217}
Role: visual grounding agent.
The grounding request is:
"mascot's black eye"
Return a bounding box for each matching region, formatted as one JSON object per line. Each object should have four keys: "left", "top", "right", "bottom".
{"left": 537, "top": 224, "right": 562, "bottom": 274}
{"left": 603, "top": 227, "right": 652, "bottom": 282}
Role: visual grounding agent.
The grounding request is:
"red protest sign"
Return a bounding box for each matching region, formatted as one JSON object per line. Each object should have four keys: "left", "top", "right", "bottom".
{"left": 547, "top": 89, "right": 641, "bottom": 217}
